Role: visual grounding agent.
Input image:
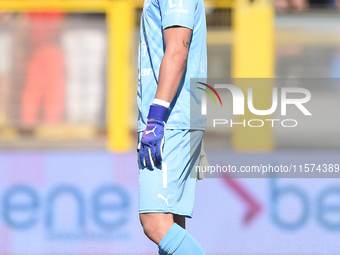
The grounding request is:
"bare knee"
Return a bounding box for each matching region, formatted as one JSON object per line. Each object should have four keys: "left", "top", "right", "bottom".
{"left": 140, "top": 213, "right": 174, "bottom": 244}
{"left": 141, "top": 220, "right": 163, "bottom": 243}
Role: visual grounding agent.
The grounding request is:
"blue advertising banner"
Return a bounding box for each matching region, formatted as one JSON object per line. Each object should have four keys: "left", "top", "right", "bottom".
{"left": 0, "top": 151, "right": 339, "bottom": 254}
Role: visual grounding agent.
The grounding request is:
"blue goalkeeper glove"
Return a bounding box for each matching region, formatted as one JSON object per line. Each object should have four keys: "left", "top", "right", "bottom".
{"left": 138, "top": 104, "right": 168, "bottom": 169}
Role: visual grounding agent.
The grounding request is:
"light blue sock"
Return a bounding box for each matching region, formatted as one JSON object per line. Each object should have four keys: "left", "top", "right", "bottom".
{"left": 174, "top": 232, "right": 206, "bottom": 255}
{"left": 158, "top": 223, "right": 205, "bottom": 255}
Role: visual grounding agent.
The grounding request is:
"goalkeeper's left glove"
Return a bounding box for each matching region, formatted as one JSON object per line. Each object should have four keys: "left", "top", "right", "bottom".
{"left": 138, "top": 103, "right": 168, "bottom": 169}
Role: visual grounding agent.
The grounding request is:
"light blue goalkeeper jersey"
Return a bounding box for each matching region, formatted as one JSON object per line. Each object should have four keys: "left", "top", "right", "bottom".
{"left": 137, "top": 0, "right": 207, "bottom": 132}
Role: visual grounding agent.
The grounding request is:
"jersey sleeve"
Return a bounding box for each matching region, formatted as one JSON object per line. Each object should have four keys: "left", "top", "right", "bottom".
{"left": 159, "top": 0, "right": 197, "bottom": 30}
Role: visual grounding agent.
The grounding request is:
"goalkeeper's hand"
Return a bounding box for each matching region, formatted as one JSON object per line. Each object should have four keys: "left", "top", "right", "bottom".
{"left": 138, "top": 103, "right": 168, "bottom": 169}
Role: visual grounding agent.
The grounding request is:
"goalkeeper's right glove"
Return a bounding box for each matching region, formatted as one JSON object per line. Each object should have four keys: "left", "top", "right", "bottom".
{"left": 138, "top": 103, "right": 168, "bottom": 169}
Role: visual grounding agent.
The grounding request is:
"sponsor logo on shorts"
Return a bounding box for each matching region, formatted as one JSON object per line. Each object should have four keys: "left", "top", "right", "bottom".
{"left": 157, "top": 193, "right": 170, "bottom": 206}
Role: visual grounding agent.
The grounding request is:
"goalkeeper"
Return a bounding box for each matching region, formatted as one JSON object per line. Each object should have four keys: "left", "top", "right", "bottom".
{"left": 137, "top": 0, "right": 207, "bottom": 254}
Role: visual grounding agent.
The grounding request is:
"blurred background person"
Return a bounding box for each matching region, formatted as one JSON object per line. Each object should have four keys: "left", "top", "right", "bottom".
{"left": 309, "top": 0, "right": 340, "bottom": 8}
{"left": 275, "top": 0, "right": 309, "bottom": 13}
{"left": 20, "top": 10, "right": 65, "bottom": 131}
{"left": 275, "top": 0, "right": 340, "bottom": 12}
{"left": 336, "top": 0, "right": 340, "bottom": 8}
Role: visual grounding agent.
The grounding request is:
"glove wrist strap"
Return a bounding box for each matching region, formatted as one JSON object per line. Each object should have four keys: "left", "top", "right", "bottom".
{"left": 147, "top": 104, "right": 168, "bottom": 121}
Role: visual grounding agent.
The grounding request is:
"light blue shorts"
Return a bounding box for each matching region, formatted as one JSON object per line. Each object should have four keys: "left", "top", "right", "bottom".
{"left": 138, "top": 129, "right": 204, "bottom": 218}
